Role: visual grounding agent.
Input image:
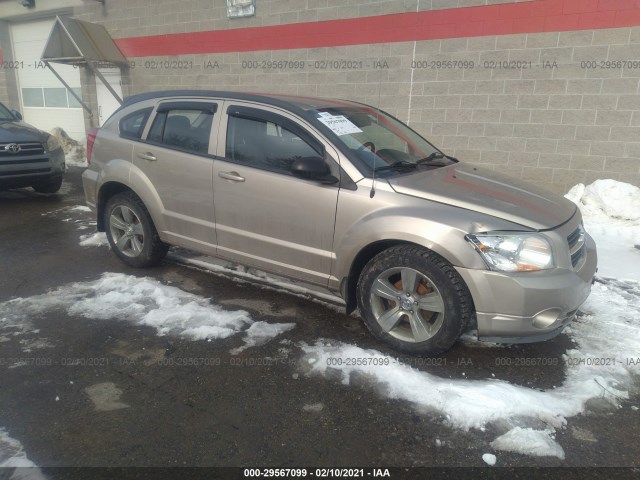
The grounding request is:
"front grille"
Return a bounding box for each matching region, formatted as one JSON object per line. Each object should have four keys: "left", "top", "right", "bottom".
{"left": 0, "top": 142, "right": 45, "bottom": 157}
{"left": 567, "top": 225, "right": 586, "bottom": 269}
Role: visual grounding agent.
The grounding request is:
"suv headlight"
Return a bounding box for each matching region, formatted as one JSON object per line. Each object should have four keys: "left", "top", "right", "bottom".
{"left": 466, "top": 232, "right": 555, "bottom": 272}
{"left": 46, "top": 135, "right": 62, "bottom": 152}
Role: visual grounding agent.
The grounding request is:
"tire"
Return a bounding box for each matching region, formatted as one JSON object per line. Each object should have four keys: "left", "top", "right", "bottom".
{"left": 104, "top": 191, "right": 169, "bottom": 268}
{"left": 33, "top": 177, "right": 63, "bottom": 194}
{"left": 357, "top": 245, "right": 473, "bottom": 355}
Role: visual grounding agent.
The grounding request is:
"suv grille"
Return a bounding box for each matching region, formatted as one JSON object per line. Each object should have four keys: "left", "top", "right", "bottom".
{"left": 0, "top": 142, "right": 45, "bottom": 157}
{"left": 567, "top": 225, "right": 586, "bottom": 269}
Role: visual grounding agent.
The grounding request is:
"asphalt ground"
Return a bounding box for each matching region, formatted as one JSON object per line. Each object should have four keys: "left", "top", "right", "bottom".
{"left": 0, "top": 167, "right": 638, "bottom": 479}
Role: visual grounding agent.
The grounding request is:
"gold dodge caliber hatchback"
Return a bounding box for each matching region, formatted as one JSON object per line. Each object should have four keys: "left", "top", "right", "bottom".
{"left": 83, "top": 91, "right": 597, "bottom": 354}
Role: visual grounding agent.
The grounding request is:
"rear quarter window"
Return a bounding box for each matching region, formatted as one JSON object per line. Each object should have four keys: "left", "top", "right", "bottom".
{"left": 119, "top": 107, "right": 153, "bottom": 140}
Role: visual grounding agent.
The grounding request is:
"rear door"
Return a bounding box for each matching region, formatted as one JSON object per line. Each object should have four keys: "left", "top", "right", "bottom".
{"left": 212, "top": 102, "right": 340, "bottom": 285}
{"left": 133, "top": 100, "right": 219, "bottom": 254}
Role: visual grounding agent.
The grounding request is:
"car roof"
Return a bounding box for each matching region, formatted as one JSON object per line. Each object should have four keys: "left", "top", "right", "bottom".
{"left": 121, "top": 90, "right": 365, "bottom": 115}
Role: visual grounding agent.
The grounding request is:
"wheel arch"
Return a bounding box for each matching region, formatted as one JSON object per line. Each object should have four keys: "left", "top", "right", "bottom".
{"left": 341, "top": 239, "right": 419, "bottom": 315}
{"left": 96, "top": 166, "right": 166, "bottom": 235}
{"left": 97, "top": 181, "right": 132, "bottom": 231}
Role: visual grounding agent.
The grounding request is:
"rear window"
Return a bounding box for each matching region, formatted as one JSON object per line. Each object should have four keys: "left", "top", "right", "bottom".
{"left": 119, "top": 107, "right": 152, "bottom": 140}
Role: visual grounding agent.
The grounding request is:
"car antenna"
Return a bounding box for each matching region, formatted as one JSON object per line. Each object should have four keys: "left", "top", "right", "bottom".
{"left": 370, "top": 71, "right": 383, "bottom": 199}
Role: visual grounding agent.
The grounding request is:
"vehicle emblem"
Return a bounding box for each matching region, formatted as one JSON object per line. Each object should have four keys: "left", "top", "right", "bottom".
{"left": 5, "top": 143, "right": 21, "bottom": 154}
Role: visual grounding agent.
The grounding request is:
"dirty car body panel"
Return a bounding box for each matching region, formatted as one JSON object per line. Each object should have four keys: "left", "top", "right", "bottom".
{"left": 83, "top": 90, "right": 597, "bottom": 353}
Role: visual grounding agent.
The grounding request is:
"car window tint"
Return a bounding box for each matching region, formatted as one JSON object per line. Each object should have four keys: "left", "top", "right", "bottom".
{"left": 226, "top": 116, "right": 319, "bottom": 173}
{"left": 147, "top": 108, "right": 213, "bottom": 154}
{"left": 120, "top": 108, "right": 152, "bottom": 139}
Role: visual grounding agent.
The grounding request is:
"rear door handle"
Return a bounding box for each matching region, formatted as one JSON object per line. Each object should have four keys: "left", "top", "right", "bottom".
{"left": 218, "top": 171, "right": 245, "bottom": 182}
{"left": 137, "top": 152, "right": 157, "bottom": 162}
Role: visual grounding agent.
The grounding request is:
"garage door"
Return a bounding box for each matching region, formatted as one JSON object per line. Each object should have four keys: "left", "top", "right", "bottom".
{"left": 11, "top": 19, "right": 85, "bottom": 142}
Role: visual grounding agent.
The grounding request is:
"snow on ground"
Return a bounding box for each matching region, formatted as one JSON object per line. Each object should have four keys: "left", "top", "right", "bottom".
{"left": 79, "top": 232, "right": 108, "bottom": 247}
{"left": 481, "top": 453, "right": 496, "bottom": 466}
{"left": 490, "top": 427, "right": 565, "bottom": 459}
{"left": 230, "top": 321, "right": 296, "bottom": 355}
{"left": 43, "top": 205, "right": 96, "bottom": 232}
{"left": 0, "top": 428, "right": 46, "bottom": 478}
{"left": 566, "top": 179, "right": 640, "bottom": 282}
{"left": 0, "top": 273, "right": 294, "bottom": 347}
{"left": 299, "top": 180, "right": 640, "bottom": 461}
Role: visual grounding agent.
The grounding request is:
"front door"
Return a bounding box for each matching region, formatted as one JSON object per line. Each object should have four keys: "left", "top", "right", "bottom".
{"left": 212, "top": 103, "right": 340, "bottom": 285}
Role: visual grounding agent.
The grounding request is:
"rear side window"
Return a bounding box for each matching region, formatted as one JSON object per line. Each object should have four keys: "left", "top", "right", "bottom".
{"left": 147, "top": 106, "right": 215, "bottom": 154}
{"left": 119, "top": 107, "right": 152, "bottom": 139}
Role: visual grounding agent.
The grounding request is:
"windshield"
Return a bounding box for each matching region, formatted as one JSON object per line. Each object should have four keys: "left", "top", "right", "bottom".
{"left": 310, "top": 104, "right": 450, "bottom": 176}
{"left": 0, "top": 103, "right": 14, "bottom": 122}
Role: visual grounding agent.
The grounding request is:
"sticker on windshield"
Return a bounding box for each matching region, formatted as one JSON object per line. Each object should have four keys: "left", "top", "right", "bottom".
{"left": 317, "top": 114, "right": 363, "bottom": 136}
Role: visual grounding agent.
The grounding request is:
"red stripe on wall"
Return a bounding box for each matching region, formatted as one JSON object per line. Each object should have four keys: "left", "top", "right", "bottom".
{"left": 114, "top": 0, "right": 640, "bottom": 58}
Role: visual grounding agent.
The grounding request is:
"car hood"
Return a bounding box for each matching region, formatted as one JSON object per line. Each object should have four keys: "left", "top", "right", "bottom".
{"left": 0, "top": 120, "right": 49, "bottom": 143}
{"left": 387, "top": 163, "right": 576, "bottom": 230}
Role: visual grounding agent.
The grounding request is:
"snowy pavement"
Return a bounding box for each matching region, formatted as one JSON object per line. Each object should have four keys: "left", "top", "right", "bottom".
{"left": 1, "top": 173, "right": 639, "bottom": 470}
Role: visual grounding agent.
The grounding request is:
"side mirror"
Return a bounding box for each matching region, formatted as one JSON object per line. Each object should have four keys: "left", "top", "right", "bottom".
{"left": 291, "top": 156, "right": 338, "bottom": 184}
{"left": 11, "top": 110, "right": 22, "bottom": 121}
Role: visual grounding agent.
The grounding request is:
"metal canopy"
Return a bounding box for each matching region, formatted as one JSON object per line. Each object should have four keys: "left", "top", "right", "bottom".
{"left": 41, "top": 16, "right": 127, "bottom": 113}
{"left": 42, "top": 16, "right": 127, "bottom": 67}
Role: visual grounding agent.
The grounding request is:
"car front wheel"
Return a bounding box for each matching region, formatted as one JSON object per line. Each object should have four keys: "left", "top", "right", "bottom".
{"left": 104, "top": 192, "right": 169, "bottom": 268}
{"left": 357, "top": 245, "right": 473, "bottom": 355}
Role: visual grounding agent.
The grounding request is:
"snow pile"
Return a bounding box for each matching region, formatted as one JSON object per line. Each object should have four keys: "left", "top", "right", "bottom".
{"left": 565, "top": 180, "right": 640, "bottom": 222}
{"left": 0, "top": 428, "right": 46, "bottom": 478}
{"left": 50, "top": 127, "right": 86, "bottom": 167}
{"left": 565, "top": 179, "right": 640, "bottom": 281}
{"left": 0, "top": 273, "right": 294, "bottom": 345}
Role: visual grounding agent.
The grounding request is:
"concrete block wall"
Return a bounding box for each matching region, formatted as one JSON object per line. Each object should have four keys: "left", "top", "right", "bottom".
{"left": 73, "top": 0, "right": 640, "bottom": 192}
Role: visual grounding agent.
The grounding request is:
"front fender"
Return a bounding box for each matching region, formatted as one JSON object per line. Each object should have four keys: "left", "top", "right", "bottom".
{"left": 331, "top": 185, "right": 526, "bottom": 284}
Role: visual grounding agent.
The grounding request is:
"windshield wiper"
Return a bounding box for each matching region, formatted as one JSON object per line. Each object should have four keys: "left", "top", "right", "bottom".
{"left": 372, "top": 160, "right": 418, "bottom": 173}
{"left": 416, "top": 152, "right": 447, "bottom": 164}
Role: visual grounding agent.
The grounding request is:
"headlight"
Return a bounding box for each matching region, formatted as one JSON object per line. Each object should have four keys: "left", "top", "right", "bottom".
{"left": 466, "top": 232, "right": 555, "bottom": 272}
{"left": 46, "top": 135, "right": 62, "bottom": 152}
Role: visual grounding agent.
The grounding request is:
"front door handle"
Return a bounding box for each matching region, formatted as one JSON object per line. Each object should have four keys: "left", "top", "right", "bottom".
{"left": 137, "top": 152, "right": 157, "bottom": 162}
{"left": 218, "top": 171, "right": 245, "bottom": 182}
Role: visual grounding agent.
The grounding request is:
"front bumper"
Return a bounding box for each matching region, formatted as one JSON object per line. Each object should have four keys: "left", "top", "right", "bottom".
{"left": 455, "top": 233, "right": 597, "bottom": 342}
{"left": 0, "top": 147, "right": 65, "bottom": 189}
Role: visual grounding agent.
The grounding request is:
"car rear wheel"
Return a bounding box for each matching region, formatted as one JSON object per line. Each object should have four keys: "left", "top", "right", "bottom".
{"left": 357, "top": 245, "right": 473, "bottom": 355}
{"left": 32, "top": 177, "right": 63, "bottom": 194}
{"left": 104, "top": 192, "right": 169, "bottom": 268}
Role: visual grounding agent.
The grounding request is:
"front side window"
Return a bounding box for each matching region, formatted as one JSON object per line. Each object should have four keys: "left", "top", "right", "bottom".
{"left": 226, "top": 115, "right": 320, "bottom": 173}
{"left": 147, "top": 108, "right": 214, "bottom": 154}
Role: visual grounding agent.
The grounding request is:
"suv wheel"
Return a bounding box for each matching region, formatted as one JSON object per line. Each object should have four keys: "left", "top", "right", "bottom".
{"left": 104, "top": 192, "right": 169, "bottom": 268}
{"left": 357, "top": 245, "right": 473, "bottom": 355}
{"left": 33, "top": 177, "right": 63, "bottom": 194}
